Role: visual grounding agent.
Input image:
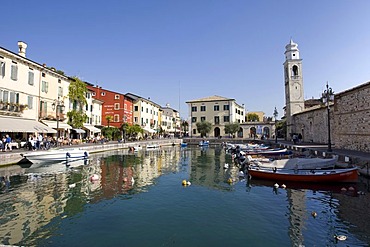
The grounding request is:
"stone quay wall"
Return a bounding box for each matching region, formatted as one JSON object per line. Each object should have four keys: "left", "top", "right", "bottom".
{"left": 334, "top": 82, "right": 370, "bottom": 152}
{"left": 293, "top": 81, "right": 370, "bottom": 153}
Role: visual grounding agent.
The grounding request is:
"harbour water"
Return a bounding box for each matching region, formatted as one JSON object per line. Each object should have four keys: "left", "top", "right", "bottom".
{"left": 0, "top": 146, "right": 370, "bottom": 246}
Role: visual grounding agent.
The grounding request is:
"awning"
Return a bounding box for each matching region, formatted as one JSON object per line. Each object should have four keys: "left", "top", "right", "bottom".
{"left": 72, "top": 128, "right": 85, "bottom": 134}
{"left": 143, "top": 126, "right": 156, "bottom": 133}
{"left": 42, "top": 120, "right": 72, "bottom": 130}
{"left": 83, "top": 124, "right": 101, "bottom": 133}
{"left": 0, "top": 116, "right": 57, "bottom": 133}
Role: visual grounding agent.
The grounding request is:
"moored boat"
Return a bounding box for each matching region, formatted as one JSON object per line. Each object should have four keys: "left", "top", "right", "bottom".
{"left": 247, "top": 155, "right": 338, "bottom": 170}
{"left": 21, "top": 148, "right": 89, "bottom": 164}
{"left": 199, "top": 140, "right": 209, "bottom": 146}
{"left": 248, "top": 167, "right": 358, "bottom": 183}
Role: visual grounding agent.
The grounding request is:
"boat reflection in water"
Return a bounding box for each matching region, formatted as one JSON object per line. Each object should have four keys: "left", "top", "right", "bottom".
{"left": 0, "top": 147, "right": 369, "bottom": 246}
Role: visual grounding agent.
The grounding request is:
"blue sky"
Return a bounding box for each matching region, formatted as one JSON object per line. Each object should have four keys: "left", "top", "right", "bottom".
{"left": 3, "top": 1, "right": 370, "bottom": 119}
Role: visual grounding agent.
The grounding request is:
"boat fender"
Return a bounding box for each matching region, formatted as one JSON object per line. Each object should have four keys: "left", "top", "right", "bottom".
{"left": 84, "top": 151, "right": 88, "bottom": 158}
{"left": 66, "top": 152, "right": 71, "bottom": 158}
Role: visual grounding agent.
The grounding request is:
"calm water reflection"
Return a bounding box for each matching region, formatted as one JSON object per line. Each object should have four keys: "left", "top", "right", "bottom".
{"left": 0, "top": 146, "right": 370, "bottom": 246}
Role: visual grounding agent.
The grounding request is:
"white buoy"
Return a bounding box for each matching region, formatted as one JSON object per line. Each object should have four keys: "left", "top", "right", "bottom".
{"left": 274, "top": 183, "right": 279, "bottom": 188}
{"left": 281, "top": 184, "right": 286, "bottom": 189}
{"left": 335, "top": 235, "right": 347, "bottom": 241}
{"left": 68, "top": 183, "right": 76, "bottom": 188}
{"left": 186, "top": 181, "right": 191, "bottom": 186}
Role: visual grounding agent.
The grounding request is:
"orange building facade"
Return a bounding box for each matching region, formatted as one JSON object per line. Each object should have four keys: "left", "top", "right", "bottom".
{"left": 86, "top": 84, "right": 134, "bottom": 128}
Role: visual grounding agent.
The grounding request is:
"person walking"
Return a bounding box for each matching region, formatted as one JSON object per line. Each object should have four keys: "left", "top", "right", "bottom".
{"left": 5, "top": 134, "right": 12, "bottom": 152}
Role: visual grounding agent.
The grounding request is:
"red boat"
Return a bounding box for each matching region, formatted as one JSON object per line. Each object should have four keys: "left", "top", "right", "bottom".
{"left": 248, "top": 167, "right": 359, "bottom": 183}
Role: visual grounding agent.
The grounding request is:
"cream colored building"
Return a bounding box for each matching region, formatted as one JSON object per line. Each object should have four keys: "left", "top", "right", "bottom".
{"left": 186, "top": 95, "right": 245, "bottom": 138}
{"left": 161, "top": 104, "right": 180, "bottom": 136}
{"left": 0, "top": 41, "right": 72, "bottom": 137}
{"left": 126, "top": 93, "right": 161, "bottom": 134}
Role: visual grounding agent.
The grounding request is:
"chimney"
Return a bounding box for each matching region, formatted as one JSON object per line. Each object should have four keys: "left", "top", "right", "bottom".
{"left": 18, "top": 41, "right": 27, "bottom": 57}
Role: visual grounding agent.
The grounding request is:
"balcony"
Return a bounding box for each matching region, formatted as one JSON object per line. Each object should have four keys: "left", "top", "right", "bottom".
{"left": 0, "top": 102, "right": 28, "bottom": 117}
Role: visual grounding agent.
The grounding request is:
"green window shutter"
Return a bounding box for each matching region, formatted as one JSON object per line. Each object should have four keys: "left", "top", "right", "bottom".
{"left": 28, "top": 96, "right": 33, "bottom": 109}
{"left": 11, "top": 65, "right": 18, "bottom": 80}
{"left": 28, "top": 71, "right": 34, "bottom": 85}
{"left": 45, "top": 82, "right": 49, "bottom": 93}
{"left": 0, "top": 62, "right": 5, "bottom": 77}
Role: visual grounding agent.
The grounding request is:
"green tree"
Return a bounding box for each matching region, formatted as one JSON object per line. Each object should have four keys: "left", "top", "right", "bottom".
{"left": 196, "top": 121, "right": 212, "bottom": 138}
{"left": 101, "top": 126, "right": 121, "bottom": 141}
{"left": 181, "top": 120, "right": 189, "bottom": 134}
{"left": 105, "top": 115, "right": 113, "bottom": 127}
{"left": 246, "top": 113, "right": 259, "bottom": 122}
{"left": 276, "top": 119, "right": 286, "bottom": 139}
{"left": 67, "top": 77, "right": 87, "bottom": 128}
{"left": 224, "top": 122, "right": 240, "bottom": 137}
{"left": 126, "top": 124, "right": 144, "bottom": 140}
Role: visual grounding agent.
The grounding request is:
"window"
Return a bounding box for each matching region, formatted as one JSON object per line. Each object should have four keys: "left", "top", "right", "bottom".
{"left": 223, "top": 116, "right": 230, "bottom": 122}
{"left": 41, "top": 81, "right": 49, "bottom": 93}
{"left": 85, "top": 104, "right": 88, "bottom": 111}
{"left": 191, "top": 106, "right": 197, "bottom": 112}
{"left": 146, "top": 108, "right": 148, "bottom": 113}
{"left": 58, "top": 86, "right": 63, "bottom": 97}
{"left": 134, "top": 106, "right": 139, "bottom": 111}
{"left": 200, "top": 106, "right": 206, "bottom": 111}
{"left": 101, "top": 92, "right": 105, "bottom": 96}
{"left": 28, "top": 96, "right": 33, "bottom": 109}
{"left": 0, "top": 61, "right": 5, "bottom": 77}
{"left": 193, "top": 129, "right": 197, "bottom": 134}
{"left": 114, "top": 103, "right": 120, "bottom": 110}
{"left": 28, "top": 71, "right": 34, "bottom": 85}
{"left": 115, "top": 94, "right": 120, "bottom": 99}
{"left": 200, "top": 117, "right": 206, "bottom": 122}
{"left": 92, "top": 92, "right": 96, "bottom": 96}
{"left": 114, "top": 114, "right": 120, "bottom": 122}
{"left": 214, "top": 116, "right": 220, "bottom": 124}
{"left": 3, "top": 90, "right": 9, "bottom": 102}
{"left": 42, "top": 72, "right": 46, "bottom": 77}
{"left": 214, "top": 105, "right": 219, "bottom": 111}
{"left": 90, "top": 105, "right": 93, "bottom": 112}
{"left": 58, "top": 79, "right": 61, "bottom": 83}
{"left": 223, "top": 105, "right": 229, "bottom": 110}
{"left": 134, "top": 117, "right": 138, "bottom": 123}
{"left": 11, "top": 64, "right": 18, "bottom": 81}
{"left": 86, "top": 92, "right": 91, "bottom": 99}
{"left": 192, "top": 117, "right": 197, "bottom": 123}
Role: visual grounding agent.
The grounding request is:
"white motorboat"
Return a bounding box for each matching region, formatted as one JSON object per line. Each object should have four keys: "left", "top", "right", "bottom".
{"left": 247, "top": 155, "right": 338, "bottom": 170}
{"left": 21, "top": 148, "right": 89, "bottom": 164}
{"left": 146, "top": 144, "right": 160, "bottom": 150}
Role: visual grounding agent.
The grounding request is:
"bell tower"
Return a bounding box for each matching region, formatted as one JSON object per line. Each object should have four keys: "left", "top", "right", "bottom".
{"left": 284, "top": 39, "right": 304, "bottom": 138}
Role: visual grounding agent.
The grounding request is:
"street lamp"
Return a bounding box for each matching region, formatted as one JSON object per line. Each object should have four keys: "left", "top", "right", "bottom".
{"left": 52, "top": 97, "right": 65, "bottom": 144}
{"left": 322, "top": 82, "right": 334, "bottom": 152}
{"left": 273, "top": 107, "right": 278, "bottom": 144}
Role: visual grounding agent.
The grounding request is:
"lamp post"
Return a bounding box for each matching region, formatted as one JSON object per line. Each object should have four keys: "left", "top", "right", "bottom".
{"left": 273, "top": 107, "right": 278, "bottom": 144}
{"left": 52, "top": 97, "right": 65, "bottom": 145}
{"left": 322, "top": 82, "right": 334, "bottom": 152}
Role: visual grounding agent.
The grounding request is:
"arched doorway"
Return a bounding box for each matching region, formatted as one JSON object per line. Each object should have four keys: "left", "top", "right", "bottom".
{"left": 237, "top": 127, "right": 243, "bottom": 138}
{"left": 263, "top": 127, "right": 270, "bottom": 139}
{"left": 250, "top": 127, "right": 256, "bottom": 139}
{"left": 214, "top": 127, "right": 220, "bottom": 138}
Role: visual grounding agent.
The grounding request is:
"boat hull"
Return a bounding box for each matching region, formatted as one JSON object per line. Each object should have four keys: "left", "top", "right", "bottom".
{"left": 22, "top": 149, "right": 89, "bottom": 164}
{"left": 248, "top": 167, "right": 358, "bottom": 183}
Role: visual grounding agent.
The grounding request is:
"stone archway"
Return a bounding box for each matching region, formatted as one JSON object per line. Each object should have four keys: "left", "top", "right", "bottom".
{"left": 250, "top": 127, "right": 256, "bottom": 139}
{"left": 214, "top": 127, "right": 221, "bottom": 138}
{"left": 263, "top": 127, "right": 270, "bottom": 138}
{"left": 237, "top": 127, "right": 243, "bottom": 138}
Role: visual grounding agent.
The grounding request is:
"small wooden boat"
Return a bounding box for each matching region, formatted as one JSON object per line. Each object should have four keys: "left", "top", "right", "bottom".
{"left": 247, "top": 155, "right": 338, "bottom": 170}
{"left": 248, "top": 167, "right": 358, "bottom": 183}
